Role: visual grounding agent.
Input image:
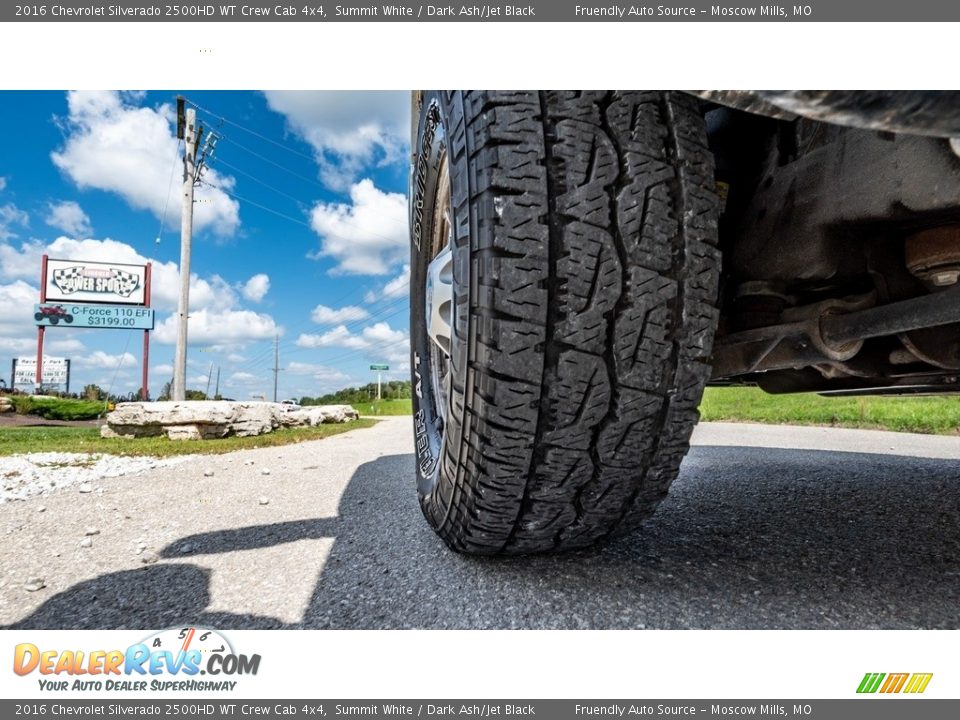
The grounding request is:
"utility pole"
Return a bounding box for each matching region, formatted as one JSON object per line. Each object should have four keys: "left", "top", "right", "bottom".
{"left": 204, "top": 362, "right": 213, "bottom": 399}
{"left": 272, "top": 334, "right": 280, "bottom": 402}
{"left": 172, "top": 99, "right": 199, "bottom": 401}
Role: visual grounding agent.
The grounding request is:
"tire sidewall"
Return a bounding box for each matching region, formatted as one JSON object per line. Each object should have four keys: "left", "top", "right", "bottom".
{"left": 410, "top": 92, "right": 456, "bottom": 501}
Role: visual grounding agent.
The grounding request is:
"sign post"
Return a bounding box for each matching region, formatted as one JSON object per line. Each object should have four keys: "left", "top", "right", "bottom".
{"left": 370, "top": 364, "right": 390, "bottom": 400}
{"left": 35, "top": 255, "right": 48, "bottom": 387}
{"left": 142, "top": 263, "right": 152, "bottom": 400}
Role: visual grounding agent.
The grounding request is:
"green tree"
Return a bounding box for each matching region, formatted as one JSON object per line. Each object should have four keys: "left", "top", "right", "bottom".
{"left": 83, "top": 383, "right": 106, "bottom": 401}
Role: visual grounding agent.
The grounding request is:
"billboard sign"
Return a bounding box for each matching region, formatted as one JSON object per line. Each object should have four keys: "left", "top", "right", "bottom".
{"left": 14, "top": 357, "right": 69, "bottom": 385}
{"left": 44, "top": 258, "right": 147, "bottom": 306}
{"left": 34, "top": 303, "right": 155, "bottom": 330}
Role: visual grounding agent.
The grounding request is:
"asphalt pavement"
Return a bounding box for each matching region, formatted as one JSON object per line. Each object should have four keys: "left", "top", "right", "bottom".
{"left": 2, "top": 417, "right": 958, "bottom": 629}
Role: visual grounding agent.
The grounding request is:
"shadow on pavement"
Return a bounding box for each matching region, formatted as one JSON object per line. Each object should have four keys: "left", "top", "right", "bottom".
{"left": 7, "top": 444, "right": 959, "bottom": 629}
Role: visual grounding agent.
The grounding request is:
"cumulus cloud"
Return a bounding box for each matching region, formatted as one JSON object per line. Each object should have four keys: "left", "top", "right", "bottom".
{"left": 309, "top": 179, "right": 407, "bottom": 275}
{"left": 310, "top": 304, "right": 369, "bottom": 324}
{"left": 51, "top": 91, "right": 239, "bottom": 236}
{"left": 286, "top": 361, "right": 349, "bottom": 383}
{"left": 365, "top": 263, "right": 410, "bottom": 303}
{"left": 45, "top": 200, "right": 92, "bottom": 236}
{"left": 263, "top": 91, "right": 409, "bottom": 191}
{"left": 74, "top": 350, "right": 138, "bottom": 369}
{"left": 153, "top": 308, "right": 280, "bottom": 345}
{"left": 0, "top": 202, "right": 29, "bottom": 241}
{"left": 295, "top": 321, "right": 408, "bottom": 364}
{"left": 0, "top": 280, "right": 40, "bottom": 353}
{"left": 241, "top": 273, "right": 270, "bottom": 303}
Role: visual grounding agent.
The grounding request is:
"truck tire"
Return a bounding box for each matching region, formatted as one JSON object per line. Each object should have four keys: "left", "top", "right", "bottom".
{"left": 410, "top": 91, "right": 720, "bottom": 554}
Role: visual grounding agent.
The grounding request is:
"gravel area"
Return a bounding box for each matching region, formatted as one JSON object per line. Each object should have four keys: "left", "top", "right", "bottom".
{"left": 1, "top": 452, "right": 189, "bottom": 503}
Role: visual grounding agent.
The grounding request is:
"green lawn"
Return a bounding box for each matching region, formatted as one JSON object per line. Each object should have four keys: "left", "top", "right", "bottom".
{"left": 340, "top": 389, "right": 960, "bottom": 436}
{"left": 700, "top": 386, "right": 960, "bottom": 435}
{"left": 352, "top": 399, "right": 413, "bottom": 416}
{"left": 0, "top": 419, "right": 376, "bottom": 458}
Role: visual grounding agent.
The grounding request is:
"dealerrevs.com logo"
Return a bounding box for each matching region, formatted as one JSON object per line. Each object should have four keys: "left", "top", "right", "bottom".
{"left": 13, "top": 627, "right": 260, "bottom": 692}
{"left": 857, "top": 673, "right": 933, "bottom": 694}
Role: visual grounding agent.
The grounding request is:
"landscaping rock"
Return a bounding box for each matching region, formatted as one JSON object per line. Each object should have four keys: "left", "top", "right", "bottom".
{"left": 280, "top": 405, "right": 360, "bottom": 427}
{"left": 101, "top": 401, "right": 359, "bottom": 440}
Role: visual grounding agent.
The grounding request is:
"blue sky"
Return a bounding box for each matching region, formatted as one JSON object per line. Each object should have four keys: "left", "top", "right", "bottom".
{"left": 0, "top": 91, "right": 412, "bottom": 400}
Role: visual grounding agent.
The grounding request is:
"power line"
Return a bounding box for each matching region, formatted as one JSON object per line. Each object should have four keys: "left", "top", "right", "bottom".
{"left": 201, "top": 178, "right": 315, "bottom": 229}
{"left": 184, "top": 97, "right": 318, "bottom": 164}
{"left": 155, "top": 138, "right": 182, "bottom": 247}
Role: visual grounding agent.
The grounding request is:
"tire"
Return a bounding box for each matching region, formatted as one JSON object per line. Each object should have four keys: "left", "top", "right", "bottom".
{"left": 410, "top": 91, "right": 721, "bottom": 555}
{"left": 49, "top": 317, "right": 59, "bottom": 325}
{"left": 64, "top": 315, "right": 73, "bottom": 324}
{"left": 34, "top": 312, "right": 43, "bottom": 322}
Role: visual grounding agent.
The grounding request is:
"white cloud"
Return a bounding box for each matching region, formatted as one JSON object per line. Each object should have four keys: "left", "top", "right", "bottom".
{"left": 309, "top": 179, "right": 407, "bottom": 275}
{"left": 0, "top": 281, "right": 40, "bottom": 352}
{"left": 226, "top": 353, "right": 245, "bottom": 363}
{"left": 263, "top": 91, "right": 409, "bottom": 191}
{"left": 45, "top": 200, "right": 92, "bottom": 236}
{"left": 295, "top": 321, "right": 408, "bottom": 364}
{"left": 47, "top": 338, "right": 86, "bottom": 354}
{"left": 227, "top": 371, "right": 259, "bottom": 384}
{"left": 310, "top": 304, "right": 369, "bottom": 324}
{"left": 153, "top": 308, "right": 280, "bottom": 345}
{"left": 241, "top": 273, "right": 270, "bottom": 303}
{"left": 0, "top": 177, "right": 6, "bottom": 191}
{"left": 0, "top": 202, "right": 29, "bottom": 241}
{"left": 74, "top": 350, "right": 137, "bottom": 369}
{"left": 51, "top": 91, "right": 239, "bottom": 236}
{"left": 287, "top": 361, "right": 349, "bottom": 382}
{"left": 152, "top": 363, "right": 173, "bottom": 375}
{"left": 366, "top": 263, "right": 410, "bottom": 303}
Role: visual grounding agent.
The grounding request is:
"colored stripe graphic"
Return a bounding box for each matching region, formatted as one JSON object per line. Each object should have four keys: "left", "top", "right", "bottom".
{"left": 880, "top": 673, "right": 909, "bottom": 693}
{"left": 904, "top": 673, "right": 934, "bottom": 694}
{"left": 857, "top": 673, "right": 885, "bottom": 693}
{"left": 857, "top": 672, "right": 932, "bottom": 694}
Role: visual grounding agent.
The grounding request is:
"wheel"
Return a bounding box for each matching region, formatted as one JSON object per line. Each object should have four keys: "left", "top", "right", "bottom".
{"left": 49, "top": 316, "right": 59, "bottom": 325}
{"left": 409, "top": 91, "right": 721, "bottom": 555}
{"left": 34, "top": 312, "right": 43, "bottom": 322}
{"left": 64, "top": 315, "right": 73, "bottom": 323}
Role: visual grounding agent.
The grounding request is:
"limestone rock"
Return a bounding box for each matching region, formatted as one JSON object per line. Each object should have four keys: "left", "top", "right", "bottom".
{"left": 101, "top": 401, "right": 358, "bottom": 440}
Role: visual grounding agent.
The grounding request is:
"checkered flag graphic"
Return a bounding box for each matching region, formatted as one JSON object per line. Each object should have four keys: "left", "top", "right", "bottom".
{"left": 52, "top": 266, "right": 84, "bottom": 292}
{"left": 112, "top": 270, "right": 139, "bottom": 297}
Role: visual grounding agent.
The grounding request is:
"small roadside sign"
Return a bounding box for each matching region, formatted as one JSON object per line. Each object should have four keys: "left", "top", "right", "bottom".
{"left": 369, "top": 364, "right": 390, "bottom": 370}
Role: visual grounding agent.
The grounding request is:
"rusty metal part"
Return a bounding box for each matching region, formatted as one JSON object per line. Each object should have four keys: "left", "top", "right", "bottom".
{"left": 899, "top": 326, "right": 960, "bottom": 370}
{"left": 712, "top": 293, "right": 873, "bottom": 379}
{"left": 905, "top": 226, "right": 960, "bottom": 288}
{"left": 821, "top": 283, "right": 960, "bottom": 346}
{"left": 714, "top": 284, "right": 960, "bottom": 379}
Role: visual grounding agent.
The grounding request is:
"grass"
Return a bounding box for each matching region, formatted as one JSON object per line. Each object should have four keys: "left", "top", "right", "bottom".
{"left": 0, "top": 418, "right": 377, "bottom": 458}
{"left": 329, "top": 389, "right": 960, "bottom": 435}
{"left": 352, "top": 398, "right": 413, "bottom": 416}
{"left": 700, "top": 386, "right": 960, "bottom": 436}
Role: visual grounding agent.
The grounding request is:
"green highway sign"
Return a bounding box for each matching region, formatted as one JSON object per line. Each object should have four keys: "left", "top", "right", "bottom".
{"left": 370, "top": 364, "right": 390, "bottom": 371}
